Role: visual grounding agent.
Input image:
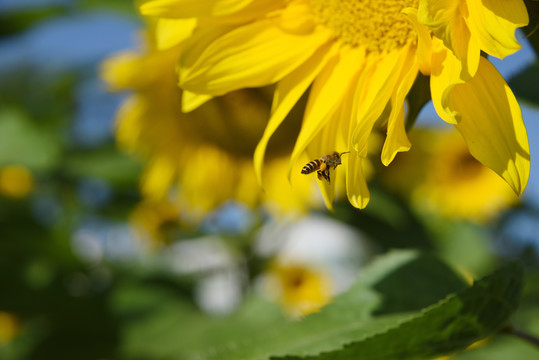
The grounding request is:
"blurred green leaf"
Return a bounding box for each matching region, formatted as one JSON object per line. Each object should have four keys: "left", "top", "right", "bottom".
{"left": 523, "top": 0, "right": 539, "bottom": 56}
{"left": 450, "top": 336, "right": 539, "bottom": 360}
{"left": 509, "top": 61, "right": 539, "bottom": 107}
{"left": 451, "top": 305, "right": 539, "bottom": 360}
{"left": 332, "top": 187, "right": 434, "bottom": 250}
{"left": 0, "top": 108, "right": 61, "bottom": 171}
{"left": 64, "top": 147, "right": 141, "bottom": 186}
{"left": 405, "top": 73, "right": 431, "bottom": 131}
{"left": 361, "top": 250, "right": 467, "bottom": 315}
{"left": 0, "top": 6, "right": 66, "bottom": 37}
{"left": 113, "top": 281, "right": 289, "bottom": 359}
{"left": 77, "top": 0, "right": 139, "bottom": 15}
{"left": 421, "top": 215, "right": 497, "bottom": 277}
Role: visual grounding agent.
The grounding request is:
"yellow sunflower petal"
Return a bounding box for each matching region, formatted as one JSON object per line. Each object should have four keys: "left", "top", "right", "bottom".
{"left": 141, "top": 156, "right": 177, "bottom": 199}
{"left": 254, "top": 42, "right": 338, "bottom": 186}
{"left": 140, "top": 0, "right": 254, "bottom": 18}
{"left": 402, "top": 7, "right": 432, "bottom": 75}
{"left": 180, "top": 19, "right": 332, "bottom": 95}
{"left": 466, "top": 0, "right": 528, "bottom": 59}
{"left": 280, "top": 1, "right": 317, "bottom": 34}
{"left": 115, "top": 95, "right": 145, "bottom": 150}
{"left": 382, "top": 103, "right": 408, "bottom": 166}
{"left": 351, "top": 46, "right": 412, "bottom": 157}
{"left": 181, "top": 90, "right": 213, "bottom": 112}
{"left": 417, "top": 0, "right": 457, "bottom": 42}
{"left": 418, "top": 0, "right": 479, "bottom": 79}
{"left": 155, "top": 18, "right": 197, "bottom": 50}
{"left": 381, "top": 52, "right": 418, "bottom": 166}
{"left": 311, "top": 138, "right": 339, "bottom": 211}
{"left": 317, "top": 175, "right": 336, "bottom": 211}
{"left": 288, "top": 46, "right": 366, "bottom": 180}
{"left": 101, "top": 51, "right": 148, "bottom": 91}
{"left": 346, "top": 151, "right": 370, "bottom": 209}
{"left": 451, "top": 57, "right": 529, "bottom": 194}
{"left": 201, "top": 0, "right": 287, "bottom": 25}
{"left": 429, "top": 39, "right": 462, "bottom": 125}
{"left": 307, "top": 107, "right": 349, "bottom": 210}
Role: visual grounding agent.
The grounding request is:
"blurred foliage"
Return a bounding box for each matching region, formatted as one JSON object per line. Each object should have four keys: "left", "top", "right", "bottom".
{"left": 510, "top": 61, "right": 539, "bottom": 106}
{"left": 1, "top": 1, "right": 539, "bottom": 360}
{"left": 523, "top": 0, "right": 539, "bottom": 56}
{"left": 513, "top": 1, "right": 539, "bottom": 106}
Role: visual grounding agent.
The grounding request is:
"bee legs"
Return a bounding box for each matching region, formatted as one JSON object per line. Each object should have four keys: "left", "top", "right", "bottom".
{"left": 317, "top": 169, "right": 330, "bottom": 183}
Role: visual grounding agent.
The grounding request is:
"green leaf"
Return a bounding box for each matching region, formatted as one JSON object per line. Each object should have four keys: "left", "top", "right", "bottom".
{"left": 117, "top": 251, "right": 481, "bottom": 360}
{"left": 188, "top": 258, "right": 521, "bottom": 360}
{"left": 278, "top": 261, "right": 523, "bottom": 360}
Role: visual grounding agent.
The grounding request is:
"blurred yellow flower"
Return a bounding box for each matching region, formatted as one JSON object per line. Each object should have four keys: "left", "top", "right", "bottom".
{"left": 102, "top": 32, "right": 318, "bottom": 221}
{"left": 140, "top": 0, "right": 530, "bottom": 209}
{"left": 130, "top": 198, "right": 182, "bottom": 244}
{"left": 264, "top": 262, "right": 332, "bottom": 318}
{"left": 382, "top": 129, "right": 518, "bottom": 222}
{"left": 0, "top": 312, "right": 20, "bottom": 346}
{"left": 0, "top": 165, "right": 34, "bottom": 199}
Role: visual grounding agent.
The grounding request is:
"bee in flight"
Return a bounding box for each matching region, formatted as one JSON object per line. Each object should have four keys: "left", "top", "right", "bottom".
{"left": 301, "top": 151, "right": 349, "bottom": 183}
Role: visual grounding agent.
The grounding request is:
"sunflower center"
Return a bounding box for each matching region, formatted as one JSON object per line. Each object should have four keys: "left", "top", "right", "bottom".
{"left": 309, "top": 0, "right": 418, "bottom": 52}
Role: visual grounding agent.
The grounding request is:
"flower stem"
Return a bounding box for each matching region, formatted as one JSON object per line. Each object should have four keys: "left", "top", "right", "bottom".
{"left": 502, "top": 325, "right": 539, "bottom": 348}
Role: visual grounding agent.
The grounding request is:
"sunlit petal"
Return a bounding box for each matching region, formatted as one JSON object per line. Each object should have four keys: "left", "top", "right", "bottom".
{"left": 466, "top": 0, "right": 528, "bottom": 59}
{"left": 452, "top": 57, "right": 530, "bottom": 194}
{"left": 346, "top": 151, "right": 370, "bottom": 209}
{"left": 307, "top": 107, "right": 349, "bottom": 210}
{"left": 381, "top": 58, "right": 417, "bottom": 166}
{"left": 180, "top": 19, "right": 332, "bottom": 95}
{"left": 155, "top": 18, "right": 197, "bottom": 50}
{"left": 254, "top": 42, "right": 338, "bottom": 186}
{"left": 402, "top": 7, "right": 432, "bottom": 75}
{"left": 351, "top": 46, "right": 412, "bottom": 157}
{"left": 429, "top": 39, "right": 462, "bottom": 125}
{"left": 418, "top": 0, "right": 479, "bottom": 78}
{"left": 288, "top": 46, "right": 366, "bottom": 179}
{"left": 181, "top": 91, "right": 213, "bottom": 112}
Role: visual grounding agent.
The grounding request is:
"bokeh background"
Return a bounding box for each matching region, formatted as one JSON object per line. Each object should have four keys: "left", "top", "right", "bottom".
{"left": 1, "top": 1, "right": 539, "bottom": 359}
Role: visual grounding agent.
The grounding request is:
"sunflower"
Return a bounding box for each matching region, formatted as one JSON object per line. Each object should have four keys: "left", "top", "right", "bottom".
{"left": 140, "top": 0, "right": 530, "bottom": 209}
{"left": 102, "top": 30, "right": 319, "bottom": 222}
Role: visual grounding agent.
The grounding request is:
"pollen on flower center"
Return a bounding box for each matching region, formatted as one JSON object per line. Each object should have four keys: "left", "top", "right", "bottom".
{"left": 309, "top": 0, "right": 419, "bottom": 52}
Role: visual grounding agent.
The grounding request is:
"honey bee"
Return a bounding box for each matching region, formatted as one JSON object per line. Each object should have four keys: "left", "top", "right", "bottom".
{"left": 301, "top": 151, "right": 349, "bottom": 183}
